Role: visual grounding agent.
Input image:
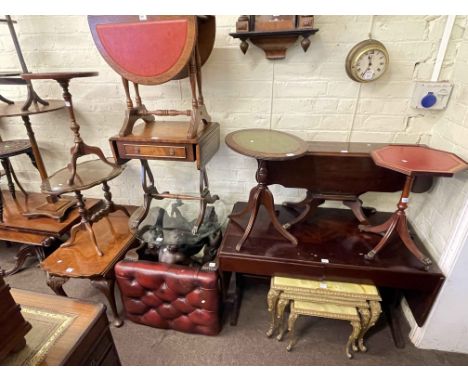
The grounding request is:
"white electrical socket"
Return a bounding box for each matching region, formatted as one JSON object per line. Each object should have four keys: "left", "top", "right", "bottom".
{"left": 411, "top": 81, "right": 453, "bottom": 110}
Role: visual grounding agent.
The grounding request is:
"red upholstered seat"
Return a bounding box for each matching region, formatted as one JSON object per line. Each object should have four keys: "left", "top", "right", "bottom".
{"left": 115, "top": 260, "right": 221, "bottom": 336}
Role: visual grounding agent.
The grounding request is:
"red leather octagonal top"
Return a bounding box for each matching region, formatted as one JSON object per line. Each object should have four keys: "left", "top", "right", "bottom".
{"left": 371, "top": 145, "right": 468, "bottom": 177}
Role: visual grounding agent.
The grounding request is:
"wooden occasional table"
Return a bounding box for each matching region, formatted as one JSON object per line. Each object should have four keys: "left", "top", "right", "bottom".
{"left": 218, "top": 203, "right": 445, "bottom": 347}
{"left": 23, "top": 72, "right": 130, "bottom": 256}
{"left": 0, "top": 191, "right": 99, "bottom": 276}
{"left": 0, "top": 101, "right": 76, "bottom": 220}
{"left": 2, "top": 288, "right": 121, "bottom": 365}
{"left": 360, "top": 145, "right": 468, "bottom": 269}
{"left": 41, "top": 207, "right": 137, "bottom": 327}
{"left": 225, "top": 129, "right": 308, "bottom": 251}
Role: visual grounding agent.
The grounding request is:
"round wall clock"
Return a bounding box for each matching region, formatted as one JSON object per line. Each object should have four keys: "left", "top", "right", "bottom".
{"left": 345, "top": 39, "right": 389, "bottom": 83}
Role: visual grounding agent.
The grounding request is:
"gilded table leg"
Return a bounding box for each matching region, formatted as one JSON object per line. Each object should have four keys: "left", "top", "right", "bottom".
{"left": 286, "top": 311, "right": 299, "bottom": 352}
{"left": 266, "top": 289, "right": 281, "bottom": 337}
{"left": 357, "top": 307, "right": 371, "bottom": 352}
{"left": 46, "top": 273, "right": 69, "bottom": 297}
{"left": 276, "top": 297, "right": 290, "bottom": 341}
{"left": 91, "top": 277, "right": 123, "bottom": 327}
{"left": 346, "top": 320, "right": 362, "bottom": 359}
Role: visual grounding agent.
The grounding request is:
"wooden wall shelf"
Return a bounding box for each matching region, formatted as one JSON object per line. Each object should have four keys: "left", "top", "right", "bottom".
{"left": 229, "top": 15, "right": 319, "bottom": 60}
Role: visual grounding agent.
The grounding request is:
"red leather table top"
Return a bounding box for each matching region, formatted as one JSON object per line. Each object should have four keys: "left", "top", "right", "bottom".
{"left": 371, "top": 145, "right": 468, "bottom": 176}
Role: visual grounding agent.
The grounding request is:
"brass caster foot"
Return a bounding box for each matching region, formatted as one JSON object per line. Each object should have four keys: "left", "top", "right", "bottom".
{"left": 364, "top": 250, "right": 376, "bottom": 260}
{"left": 286, "top": 343, "right": 293, "bottom": 352}
{"left": 113, "top": 318, "right": 124, "bottom": 328}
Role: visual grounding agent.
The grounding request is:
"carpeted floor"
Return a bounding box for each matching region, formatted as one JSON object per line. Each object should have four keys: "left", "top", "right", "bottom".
{"left": 2, "top": 243, "right": 468, "bottom": 366}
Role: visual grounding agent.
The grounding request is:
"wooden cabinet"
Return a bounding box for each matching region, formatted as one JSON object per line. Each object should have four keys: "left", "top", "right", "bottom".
{"left": 0, "top": 276, "right": 31, "bottom": 363}
{"left": 2, "top": 289, "right": 121, "bottom": 366}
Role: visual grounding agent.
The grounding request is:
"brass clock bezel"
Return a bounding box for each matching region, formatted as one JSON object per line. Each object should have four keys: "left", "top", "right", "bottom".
{"left": 345, "top": 39, "right": 389, "bottom": 83}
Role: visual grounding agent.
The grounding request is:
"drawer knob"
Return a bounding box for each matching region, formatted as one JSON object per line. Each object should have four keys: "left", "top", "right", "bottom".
{"left": 169, "top": 148, "right": 175, "bottom": 156}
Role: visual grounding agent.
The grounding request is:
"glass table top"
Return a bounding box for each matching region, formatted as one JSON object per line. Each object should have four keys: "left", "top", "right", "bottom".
{"left": 131, "top": 197, "right": 227, "bottom": 248}
{"left": 225, "top": 128, "right": 307, "bottom": 160}
{"left": 41, "top": 158, "right": 124, "bottom": 195}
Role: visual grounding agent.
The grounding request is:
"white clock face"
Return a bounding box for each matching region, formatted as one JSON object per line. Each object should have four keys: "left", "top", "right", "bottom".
{"left": 353, "top": 49, "right": 388, "bottom": 81}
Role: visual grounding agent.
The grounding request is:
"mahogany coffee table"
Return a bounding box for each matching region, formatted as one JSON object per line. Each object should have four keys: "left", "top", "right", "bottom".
{"left": 225, "top": 129, "right": 308, "bottom": 251}
{"left": 360, "top": 145, "right": 468, "bottom": 269}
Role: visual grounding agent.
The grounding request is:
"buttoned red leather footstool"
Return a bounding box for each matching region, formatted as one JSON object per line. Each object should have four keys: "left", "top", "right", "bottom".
{"left": 115, "top": 260, "right": 221, "bottom": 336}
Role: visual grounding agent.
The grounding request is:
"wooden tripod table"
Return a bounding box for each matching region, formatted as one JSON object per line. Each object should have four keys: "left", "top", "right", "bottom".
{"left": 225, "top": 129, "right": 307, "bottom": 251}
{"left": 0, "top": 101, "right": 76, "bottom": 220}
{"left": 360, "top": 145, "right": 468, "bottom": 269}
{"left": 23, "top": 72, "right": 130, "bottom": 257}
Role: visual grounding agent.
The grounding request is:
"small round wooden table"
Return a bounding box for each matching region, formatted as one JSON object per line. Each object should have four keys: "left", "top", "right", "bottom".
{"left": 360, "top": 145, "right": 468, "bottom": 270}
{"left": 225, "top": 129, "right": 307, "bottom": 251}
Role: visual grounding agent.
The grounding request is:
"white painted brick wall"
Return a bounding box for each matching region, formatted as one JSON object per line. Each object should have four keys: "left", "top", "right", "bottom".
{"left": 0, "top": 15, "right": 466, "bottom": 247}
{"left": 410, "top": 16, "right": 468, "bottom": 263}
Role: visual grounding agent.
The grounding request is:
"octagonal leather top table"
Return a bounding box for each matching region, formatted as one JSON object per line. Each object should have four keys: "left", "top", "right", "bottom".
{"left": 225, "top": 129, "right": 308, "bottom": 251}
{"left": 360, "top": 145, "right": 468, "bottom": 270}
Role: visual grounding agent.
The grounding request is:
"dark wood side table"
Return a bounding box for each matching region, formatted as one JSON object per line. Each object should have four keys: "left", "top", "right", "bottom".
{"left": 41, "top": 207, "right": 137, "bottom": 327}
{"left": 3, "top": 288, "right": 121, "bottom": 365}
{"left": 225, "top": 129, "right": 308, "bottom": 251}
{"left": 360, "top": 145, "right": 468, "bottom": 269}
{"left": 217, "top": 203, "right": 445, "bottom": 347}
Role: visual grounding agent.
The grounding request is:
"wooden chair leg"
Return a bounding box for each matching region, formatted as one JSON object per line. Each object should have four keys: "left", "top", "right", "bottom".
{"left": 9, "top": 161, "right": 28, "bottom": 197}
{"left": 1, "top": 158, "right": 16, "bottom": 199}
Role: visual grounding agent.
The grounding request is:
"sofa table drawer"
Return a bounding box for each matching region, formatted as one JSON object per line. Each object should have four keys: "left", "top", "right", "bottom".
{"left": 122, "top": 144, "right": 189, "bottom": 160}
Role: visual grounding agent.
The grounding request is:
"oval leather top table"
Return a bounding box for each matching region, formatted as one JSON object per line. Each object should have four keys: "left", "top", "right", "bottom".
{"left": 225, "top": 129, "right": 307, "bottom": 251}
{"left": 360, "top": 145, "right": 468, "bottom": 270}
{"left": 225, "top": 128, "right": 307, "bottom": 161}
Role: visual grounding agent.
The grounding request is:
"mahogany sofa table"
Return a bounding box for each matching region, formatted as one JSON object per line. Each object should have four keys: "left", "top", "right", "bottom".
{"left": 226, "top": 139, "right": 433, "bottom": 252}
{"left": 217, "top": 202, "right": 445, "bottom": 347}
{"left": 41, "top": 206, "right": 137, "bottom": 327}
